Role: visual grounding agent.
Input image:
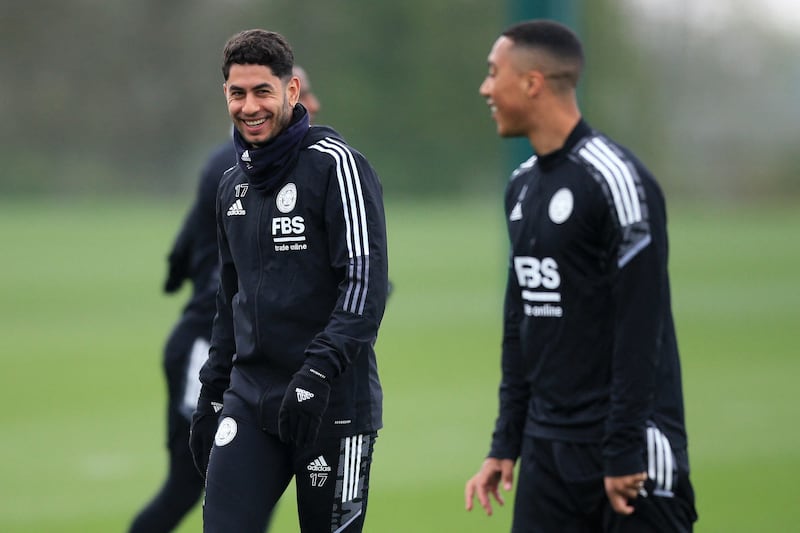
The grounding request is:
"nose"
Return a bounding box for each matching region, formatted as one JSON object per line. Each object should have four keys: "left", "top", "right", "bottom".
{"left": 241, "top": 93, "right": 259, "bottom": 115}
{"left": 479, "top": 77, "right": 490, "bottom": 98}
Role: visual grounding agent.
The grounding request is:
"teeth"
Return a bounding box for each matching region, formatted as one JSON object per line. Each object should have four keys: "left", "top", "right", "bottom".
{"left": 245, "top": 118, "right": 266, "bottom": 127}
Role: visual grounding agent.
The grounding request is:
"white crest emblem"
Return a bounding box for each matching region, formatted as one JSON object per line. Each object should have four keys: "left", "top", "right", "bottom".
{"left": 214, "top": 417, "right": 237, "bottom": 447}
{"left": 548, "top": 188, "right": 573, "bottom": 224}
{"left": 276, "top": 183, "right": 297, "bottom": 213}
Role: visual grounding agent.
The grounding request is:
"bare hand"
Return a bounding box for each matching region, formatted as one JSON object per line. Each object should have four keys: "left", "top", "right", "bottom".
{"left": 465, "top": 457, "right": 516, "bottom": 516}
{"left": 604, "top": 472, "right": 647, "bottom": 515}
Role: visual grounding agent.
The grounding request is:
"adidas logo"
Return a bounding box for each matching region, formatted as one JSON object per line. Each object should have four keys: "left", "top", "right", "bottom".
{"left": 509, "top": 202, "right": 523, "bottom": 221}
{"left": 241, "top": 150, "right": 251, "bottom": 163}
{"left": 227, "top": 199, "right": 246, "bottom": 216}
{"left": 295, "top": 387, "right": 314, "bottom": 402}
{"left": 307, "top": 455, "right": 332, "bottom": 472}
{"left": 211, "top": 401, "right": 223, "bottom": 413}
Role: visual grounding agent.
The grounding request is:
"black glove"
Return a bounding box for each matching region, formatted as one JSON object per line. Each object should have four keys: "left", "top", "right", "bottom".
{"left": 163, "top": 250, "right": 189, "bottom": 293}
{"left": 189, "top": 396, "right": 223, "bottom": 477}
{"left": 278, "top": 364, "right": 331, "bottom": 448}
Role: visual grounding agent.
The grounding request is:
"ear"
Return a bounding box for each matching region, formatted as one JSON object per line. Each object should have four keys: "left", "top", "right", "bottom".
{"left": 286, "top": 76, "right": 300, "bottom": 106}
{"left": 524, "top": 70, "right": 545, "bottom": 98}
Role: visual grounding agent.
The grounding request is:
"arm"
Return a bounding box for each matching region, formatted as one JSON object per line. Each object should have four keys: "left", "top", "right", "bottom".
{"left": 279, "top": 140, "right": 388, "bottom": 447}
{"left": 489, "top": 264, "right": 529, "bottom": 461}
{"left": 466, "top": 259, "right": 529, "bottom": 516}
{"left": 164, "top": 142, "right": 233, "bottom": 294}
{"left": 303, "top": 140, "right": 388, "bottom": 379}
{"left": 163, "top": 199, "right": 196, "bottom": 294}
{"left": 602, "top": 170, "right": 668, "bottom": 511}
{"left": 190, "top": 176, "right": 237, "bottom": 475}
{"left": 603, "top": 183, "right": 665, "bottom": 474}
{"left": 188, "top": 144, "right": 234, "bottom": 295}
{"left": 197, "top": 183, "right": 238, "bottom": 403}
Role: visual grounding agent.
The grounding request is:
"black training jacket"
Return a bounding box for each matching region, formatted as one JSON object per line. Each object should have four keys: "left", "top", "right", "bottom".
{"left": 489, "top": 119, "right": 689, "bottom": 478}
{"left": 200, "top": 120, "right": 388, "bottom": 438}
{"left": 165, "top": 141, "right": 235, "bottom": 327}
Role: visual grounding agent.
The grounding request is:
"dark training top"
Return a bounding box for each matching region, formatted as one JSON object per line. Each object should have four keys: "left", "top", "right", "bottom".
{"left": 162, "top": 141, "right": 235, "bottom": 421}
{"left": 200, "top": 104, "right": 388, "bottom": 439}
{"left": 490, "top": 119, "right": 689, "bottom": 477}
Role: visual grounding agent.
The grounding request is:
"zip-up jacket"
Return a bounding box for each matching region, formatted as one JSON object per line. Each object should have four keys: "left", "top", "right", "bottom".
{"left": 489, "top": 119, "right": 689, "bottom": 478}
{"left": 199, "top": 111, "right": 388, "bottom": 439}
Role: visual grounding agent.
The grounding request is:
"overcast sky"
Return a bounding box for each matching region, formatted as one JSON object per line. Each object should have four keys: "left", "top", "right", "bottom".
{"left": 622, "top": 0, "right": 800, "bottom": 37}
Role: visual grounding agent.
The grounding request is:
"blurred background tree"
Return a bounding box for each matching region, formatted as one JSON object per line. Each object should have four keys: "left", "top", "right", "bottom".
{"left": 1, "top": 0, "right": 797, "bottom": 201}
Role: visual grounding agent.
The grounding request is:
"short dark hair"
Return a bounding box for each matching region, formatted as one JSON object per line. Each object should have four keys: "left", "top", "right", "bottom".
{"left": 222, "top": 29, "right": 294, "bottom": 81}
{"left": 502, "top": 20, "right": 584, "bottom": 87}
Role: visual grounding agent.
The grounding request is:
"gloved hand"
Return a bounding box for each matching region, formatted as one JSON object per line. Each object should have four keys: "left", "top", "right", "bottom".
{"left": 278, "top": 364, "right": 331, "bottom": 448}
{"left": 163, "top": 246, "right": 190, "bottom": 293}
{"left": 189, "top": 395, "right": 223, "bottom": 477}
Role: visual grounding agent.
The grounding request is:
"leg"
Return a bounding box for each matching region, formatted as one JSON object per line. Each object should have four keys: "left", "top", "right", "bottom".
{"left": 512, "top": 438, "right": 606, "bottom": 533}
{"left": 294, "top": 433, "right": 377, "bottom": 533}
{"left": 129, "top": 329, "right": 206, "bottom": 533}
{"left": 128, "top": 413, "right": 204, "bottom": 533}
{"left": 203, "top": 415, "right": 293, "bottom": 533}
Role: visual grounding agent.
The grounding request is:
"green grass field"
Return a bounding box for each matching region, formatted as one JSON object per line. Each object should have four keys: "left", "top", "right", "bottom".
{"left": 0, "top": 197, "right": 798, "bottom": 532}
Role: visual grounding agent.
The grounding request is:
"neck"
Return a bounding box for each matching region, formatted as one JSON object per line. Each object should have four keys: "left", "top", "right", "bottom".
{"left": 527, "top": 101, "right": 581, "bottom": 156}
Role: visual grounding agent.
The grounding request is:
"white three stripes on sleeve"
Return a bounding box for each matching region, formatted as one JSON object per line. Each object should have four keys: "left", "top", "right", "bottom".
{"left": 647, "top": 425, "right": 675, "bottom": 497}
{"left": 578, "top": 137, "right": 642, "bottom": 227}
{"left": 309, "top": 138, "right": 371, "bottom": 315}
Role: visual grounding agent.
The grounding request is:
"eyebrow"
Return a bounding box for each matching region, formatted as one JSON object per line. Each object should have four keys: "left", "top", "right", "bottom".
{"left": 228, "top": 82, "right": 276, "bottom": 92}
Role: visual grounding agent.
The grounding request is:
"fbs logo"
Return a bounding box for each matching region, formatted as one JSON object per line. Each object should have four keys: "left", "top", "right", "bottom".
{"left": 272, "top": 216, "right": 308, "bottom": 252}
{"left": 514, "top": 256, "right": 563, "bottom": 318}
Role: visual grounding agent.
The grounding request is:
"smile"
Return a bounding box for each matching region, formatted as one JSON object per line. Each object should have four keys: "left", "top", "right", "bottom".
{"left": 244, "top": 118, "right": 266, "bottom": 127}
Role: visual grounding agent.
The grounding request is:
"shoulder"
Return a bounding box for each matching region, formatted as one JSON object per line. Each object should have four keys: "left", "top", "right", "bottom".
{"left": 569, "top": 132, "right": 656, "bottom": 187}
{"left": 569, "top": 132, "right": 665, "bottom": 230}
{"left": 202, "top": 142, "right": 236, "bottom": 178}
{"left": 304, "top": 133, "right": 379, "bottom": 187}
{"left": 217, "top": 164, "right": 246, "bottom": 201}
{"left": 510, "top": 155, "right": 538, "bottom": 182}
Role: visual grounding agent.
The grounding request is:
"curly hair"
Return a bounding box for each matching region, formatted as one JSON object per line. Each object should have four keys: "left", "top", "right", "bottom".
{"left": 221, "top": 29, "right": 294, "bottom": 81}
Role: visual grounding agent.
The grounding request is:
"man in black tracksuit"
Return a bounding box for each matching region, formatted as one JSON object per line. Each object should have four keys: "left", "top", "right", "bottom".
{"left": 190, "top": 30, "right": 388, "bottom": 533}
{"left": 465, "top": 20, "right": 697, "bottom": 532}
{"left": 129, "top": 65, "right": 322, "bottom": 533}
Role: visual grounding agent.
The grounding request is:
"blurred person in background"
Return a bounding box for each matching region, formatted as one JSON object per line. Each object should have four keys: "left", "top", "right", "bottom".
{"left": 188, "top": 29, "right": 388, "bottom": 533}
{"left": 464, "top": 20, "right": 697, "bottom": 532}
{"left": 127, "top": 64, "right": 321, "bottom": 533}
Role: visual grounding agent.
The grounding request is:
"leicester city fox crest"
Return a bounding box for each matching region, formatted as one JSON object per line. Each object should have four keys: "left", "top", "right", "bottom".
{"left": 548, "top": 188, "right": 574, "bottom": 224}
{"left": 276, "top": 182, "right": 297, "bottom": 213}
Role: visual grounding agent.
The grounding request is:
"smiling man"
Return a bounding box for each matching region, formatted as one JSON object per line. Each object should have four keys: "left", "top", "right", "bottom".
{"left": 189, "top": 29, "right": 389, "bottom": 533}
{"left": 464, "top": 20, "right": 697, "bottom": 532}
{"left": 127, "top": 63, "right": 325, "bottom": 533}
